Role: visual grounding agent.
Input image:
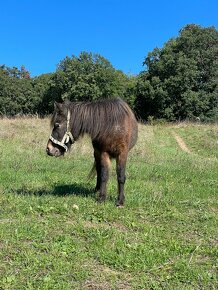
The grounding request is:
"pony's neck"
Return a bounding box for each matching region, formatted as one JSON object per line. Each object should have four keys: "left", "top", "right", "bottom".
{"left": 70, "top": 103, "right": 93, "bottom": 140}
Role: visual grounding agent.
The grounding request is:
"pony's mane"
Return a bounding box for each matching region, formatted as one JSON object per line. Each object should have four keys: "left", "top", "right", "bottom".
{"left": 68, "top": 98, "right": 134, "bottom": 140}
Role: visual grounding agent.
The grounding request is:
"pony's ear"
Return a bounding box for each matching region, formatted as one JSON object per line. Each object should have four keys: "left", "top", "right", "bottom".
{"left": 54, "top": 102, "right": 63, "bottom": 112}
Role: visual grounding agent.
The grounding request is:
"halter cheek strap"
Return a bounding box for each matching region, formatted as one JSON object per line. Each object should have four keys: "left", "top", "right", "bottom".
{"left": 49, "top": 110, "right": 74, "bottom": 152}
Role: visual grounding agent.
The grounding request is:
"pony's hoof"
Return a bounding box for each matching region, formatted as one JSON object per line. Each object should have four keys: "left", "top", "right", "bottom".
{"left": 116, "top": 199, "right": 125, "bottom": 207}
{"left": 116, "top": 200, "right": 124, "bottom": 208}
{"left": 97, "top": 196, "right": 106, "bottom": 203}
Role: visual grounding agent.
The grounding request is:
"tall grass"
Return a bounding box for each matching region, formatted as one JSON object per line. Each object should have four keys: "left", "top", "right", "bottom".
{"left": 0, "top": 118, "right": 217, "bottom": 289}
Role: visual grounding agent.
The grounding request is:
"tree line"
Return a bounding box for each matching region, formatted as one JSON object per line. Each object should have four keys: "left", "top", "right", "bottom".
{"left": 0, "top": 24, "right": 217, "bottom": 121}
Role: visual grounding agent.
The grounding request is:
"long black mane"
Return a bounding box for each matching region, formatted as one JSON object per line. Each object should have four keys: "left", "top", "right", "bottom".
{"left": 54, "top": 98, "right": 135, "bottom": 140}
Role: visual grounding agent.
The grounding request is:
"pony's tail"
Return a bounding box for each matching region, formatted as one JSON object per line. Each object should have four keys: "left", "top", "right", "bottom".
{"left": 87, "top": 162, "right": 96, "bottom": 180}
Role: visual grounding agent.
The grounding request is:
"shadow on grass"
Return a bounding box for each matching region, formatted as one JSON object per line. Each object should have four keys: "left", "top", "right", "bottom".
{"left": 15, "top": 183, "right": 96, "bottom": 198}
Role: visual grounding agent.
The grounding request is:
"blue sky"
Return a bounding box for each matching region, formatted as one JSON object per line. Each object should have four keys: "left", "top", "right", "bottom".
{"left": 1, "top": 0, "right": 218, "bottom": 76}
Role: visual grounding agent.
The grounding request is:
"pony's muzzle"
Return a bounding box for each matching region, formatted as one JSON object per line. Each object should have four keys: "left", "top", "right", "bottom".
{"left": 46, "top": 141, "right": 64, "bottom": 157}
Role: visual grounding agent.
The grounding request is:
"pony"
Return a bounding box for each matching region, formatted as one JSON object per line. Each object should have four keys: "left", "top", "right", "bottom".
{"left": 46, "top": 98, "right": 138, "bottom": 206}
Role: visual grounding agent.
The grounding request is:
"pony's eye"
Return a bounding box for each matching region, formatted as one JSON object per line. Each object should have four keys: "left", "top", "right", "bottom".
{"left": 54, "top": 122, "right": 60, "bottom": 128}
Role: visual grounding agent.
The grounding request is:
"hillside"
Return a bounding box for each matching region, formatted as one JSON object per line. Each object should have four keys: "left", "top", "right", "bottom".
{"left": 0, "top": 118, "right": 217, "bottom": 289}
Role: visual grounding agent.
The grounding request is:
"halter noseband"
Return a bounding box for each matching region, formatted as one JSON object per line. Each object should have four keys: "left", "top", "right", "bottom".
{"left": 49, "top": 110, "right": 74, "bottom": 152}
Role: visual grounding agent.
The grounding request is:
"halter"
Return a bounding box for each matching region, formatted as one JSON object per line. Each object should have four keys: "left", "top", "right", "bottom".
{"left": 49, "top": 110, "right": 74, "bottom": 152}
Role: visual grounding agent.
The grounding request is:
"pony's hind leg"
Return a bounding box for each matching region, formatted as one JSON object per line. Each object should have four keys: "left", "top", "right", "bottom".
{"left": 97, "top": 151, "right": 110, "bottom": 203}
{"left": 116, "top": 151, "right": 128, "bottom": 206}
{"left": 93, "top": 151, "right": 101, "bottom": 192}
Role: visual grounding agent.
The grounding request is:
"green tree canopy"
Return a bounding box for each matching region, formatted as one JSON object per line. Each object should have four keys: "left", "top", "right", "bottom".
{"left": 50, "top": 52, "right": 130, "bottom": 100}
{"left": 0, "top": 66, "right": 36, "bottom": 115}
{"left": 41, "top": 51, "right": 135, "bottom": 114}
{"left": 0, "top": 53, "right": 135, "bottom": 116}
{"left": 135, "top": 24, "right": 218, "bottom": 121}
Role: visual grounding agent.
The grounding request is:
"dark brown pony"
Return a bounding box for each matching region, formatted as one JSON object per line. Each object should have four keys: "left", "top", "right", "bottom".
{"left": 46, "top": 98, "right": 138, "bottom": 206}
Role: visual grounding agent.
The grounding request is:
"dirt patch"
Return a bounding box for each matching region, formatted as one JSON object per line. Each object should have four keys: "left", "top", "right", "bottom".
{"left": 83, "top": 259, "right": 132, "bottom": 290}
{"left": 172, "top": 132, "right": 191, "bottom": 154}
{"left": 83, "top": 281, "right": 131, "bottom": 290}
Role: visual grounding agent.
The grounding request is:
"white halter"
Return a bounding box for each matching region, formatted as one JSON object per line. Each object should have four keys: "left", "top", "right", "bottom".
{"left": 49, "top": 110, "right": 74, "bottom": 151}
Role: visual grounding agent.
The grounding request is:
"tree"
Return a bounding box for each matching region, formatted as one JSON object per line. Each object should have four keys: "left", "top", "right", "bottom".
{"left": 46, "top": 52, "right": 132, "bottom": 105}
{"left": 0, "top": 66, "right": 40, "bottom": 116}
{"left": 135, "top": 24, "right": 218, "bottom": 121}
{"left": 20, "top": 65, "right": 31, "bottom": 79}
{"left": 31, "top": 73, "right": 54, "bottom": 115}
{"left": 0, "top": 54, "right": 136, "bottom": 116}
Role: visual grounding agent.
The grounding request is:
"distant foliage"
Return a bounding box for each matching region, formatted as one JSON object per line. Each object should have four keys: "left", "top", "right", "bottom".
{"left": 40, "top": 52, "right": 135, "bottom": 114}
{"left": 0, "top": 65, "right": 36, "bottom": 115}
{"left": 135, "top": 24, "right": 218, "bottom": 121}
{"left": 0, "top": 65, "right": 53, "bottom": 116}
{"left": 0, "top": 24, "right": 218, "bottom": 121}
{"left": 0, "top": 57, "right": 134, "bottom": 116}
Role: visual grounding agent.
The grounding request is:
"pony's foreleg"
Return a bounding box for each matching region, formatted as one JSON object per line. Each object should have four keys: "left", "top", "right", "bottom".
{"left": 93, "top": 151, "right": 101, "bottom": 192}
{"left": 116, "top": 152, "right": 127, "bottom": 206}
{"left": 98, "top": 152, "right": 110, "bottom": 203}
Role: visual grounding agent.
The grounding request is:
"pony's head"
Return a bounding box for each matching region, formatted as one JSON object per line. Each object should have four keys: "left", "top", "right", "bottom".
{"left": 46, "top": 101, "right": 74, "bottom": 157}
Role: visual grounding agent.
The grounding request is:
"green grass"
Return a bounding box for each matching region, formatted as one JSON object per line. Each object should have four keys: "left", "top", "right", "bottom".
{"left": 0, "top": 118, "right": 217, "bottom": 289}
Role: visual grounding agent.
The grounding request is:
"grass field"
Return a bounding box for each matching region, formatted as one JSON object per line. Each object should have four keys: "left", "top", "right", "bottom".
{"left": 0, "top": 118, "right": 217, "bottom": 289}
